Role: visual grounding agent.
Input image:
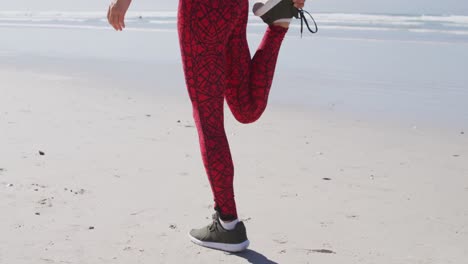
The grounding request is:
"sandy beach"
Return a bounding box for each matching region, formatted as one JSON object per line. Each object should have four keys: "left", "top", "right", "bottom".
{"left": 1, "top": 9, "right": 468, "bottom": 264}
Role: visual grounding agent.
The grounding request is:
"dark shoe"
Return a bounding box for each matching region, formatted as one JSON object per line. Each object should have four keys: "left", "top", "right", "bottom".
{"left": 188, "top": 213, "right": 250, "bottom": 252}
{"left": 253, "top": 0, "right": 318, "bottom": 35}
{"left": 253, "top": 0, "right": 299, "bottom": 25}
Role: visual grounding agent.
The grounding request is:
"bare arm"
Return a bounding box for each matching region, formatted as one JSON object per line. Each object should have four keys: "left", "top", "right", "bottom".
{"left": 107, "top": 0, "right": 304, "bottom": 31}
{"left": 107, "top": 0, "right": 132, "bottom": 31}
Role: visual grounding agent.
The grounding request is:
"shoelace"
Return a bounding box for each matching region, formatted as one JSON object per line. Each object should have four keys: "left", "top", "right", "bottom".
{"left": 208, "top": 221, "right": 219, "bottom": 232}
{"left": 297, "top": 9, "right": 318, "bottom": 37}
{"left": 208, "top": 213, "right": 220, "bottom": 232}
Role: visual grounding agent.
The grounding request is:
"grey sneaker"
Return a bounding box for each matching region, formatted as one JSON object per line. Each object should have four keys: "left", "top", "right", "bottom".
{"left": 253, "top": 0, "right": 299, "bottom": 25}
{"left": 188, "top": 213, "right": 250, "bottom": 252}
{"left": 253, "top": 0, "right": 318, "bottom": 35}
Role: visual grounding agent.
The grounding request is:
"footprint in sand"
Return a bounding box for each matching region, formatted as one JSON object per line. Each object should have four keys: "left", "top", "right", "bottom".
{"left": 300, "top": 248, "right": 336, "bottom": 254}
{"left": 309, "top": 249, "right": 336, "bottom": 254}
{"left": 273, "top": 239, "right": 288, "bottom": 245}
{"left": 64, "top": 187, "right": 86, "bottom": 195}
{"left": 37, "top": 197, "right": 54, "bottom": 207}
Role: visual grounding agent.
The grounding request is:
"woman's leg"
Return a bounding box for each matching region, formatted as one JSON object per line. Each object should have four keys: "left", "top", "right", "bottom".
{"left": 178, "top": 0, "right": 240, "bottom": 221}
{"left": 225, "top": 4, "right": 288, "bottom": 124}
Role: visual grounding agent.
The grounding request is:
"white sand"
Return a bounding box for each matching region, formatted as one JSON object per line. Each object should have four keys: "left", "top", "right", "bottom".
{"left": 1, "top": 53, "right": 467, "bottom": 264}
{"left": 2, "top": 14, "right": 468, "bottom": 262}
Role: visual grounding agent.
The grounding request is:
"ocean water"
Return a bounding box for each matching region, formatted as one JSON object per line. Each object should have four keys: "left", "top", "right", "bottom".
{"left": 1, "top": 11, "right": 468, "bottom": 43}
{"left": 0, "top": 11, "right": 467, "bottom": 127}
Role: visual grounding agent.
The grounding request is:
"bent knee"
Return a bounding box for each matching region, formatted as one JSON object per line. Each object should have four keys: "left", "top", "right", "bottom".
{"left": 233, "top": 114, "right": 260, "bottom": 124}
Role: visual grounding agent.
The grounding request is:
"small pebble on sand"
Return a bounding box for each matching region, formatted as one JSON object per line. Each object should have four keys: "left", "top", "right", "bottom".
{"left": 89, "top": 226, "right": 95, "bottom": 230}
{"left": 39, "top": 151, "right": 45, "bottom": 155}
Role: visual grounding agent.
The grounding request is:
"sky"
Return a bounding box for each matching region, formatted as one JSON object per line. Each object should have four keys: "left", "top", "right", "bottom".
{"left": 1, "top": 0, "right": 468, "bottom": 15}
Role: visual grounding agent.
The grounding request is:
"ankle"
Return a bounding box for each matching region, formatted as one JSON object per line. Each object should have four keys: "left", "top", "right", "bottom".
{"left": 273, "top": 21, "right": 290, "bottom": 28}
{"left": 219, "top": 218, "right": 239, "bottom": 230}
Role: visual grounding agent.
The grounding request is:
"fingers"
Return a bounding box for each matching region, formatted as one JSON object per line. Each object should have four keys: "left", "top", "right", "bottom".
{"left": 107, "top": 3, "right": 124, "bottom": 31}
{"left": 119, "top": 15, "right": 126, "bottom": 29}
{"left": 292, "top": 0, "right": 305, "bottom": 9}
{"left": 108, "top": 4, "right": 117, "bottom": 30}
{"left": 113, "top": 13, "right": 122, "bottom": 31}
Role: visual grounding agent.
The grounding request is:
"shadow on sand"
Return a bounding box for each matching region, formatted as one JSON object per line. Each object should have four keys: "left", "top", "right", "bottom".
{"left": 230, "top": 249, "right": 279, "bottom": 264}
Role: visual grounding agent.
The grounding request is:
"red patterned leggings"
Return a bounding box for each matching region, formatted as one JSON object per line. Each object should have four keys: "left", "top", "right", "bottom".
{"left": 177, "top": 0, "right": 287, "bottom": 220}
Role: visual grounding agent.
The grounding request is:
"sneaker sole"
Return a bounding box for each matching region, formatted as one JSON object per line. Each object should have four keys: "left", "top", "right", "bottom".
{"left": 253, "top": 0, "right": 283, "bottom": 17}
{"left": 188, "top": 233, "right": 250, "bottom": 252}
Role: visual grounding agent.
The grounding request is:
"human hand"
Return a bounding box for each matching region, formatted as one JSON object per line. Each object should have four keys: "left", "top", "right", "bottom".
{"left": 293, "top": 0, "right": 305, "bottom": 9}
{"left": 107, "top": 0, "right": 132, "bottom": 31}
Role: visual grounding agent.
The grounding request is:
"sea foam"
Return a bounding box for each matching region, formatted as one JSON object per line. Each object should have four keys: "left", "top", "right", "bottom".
{"left": 1, "top": 11, "right": 468, "bottom": 42}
